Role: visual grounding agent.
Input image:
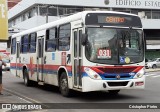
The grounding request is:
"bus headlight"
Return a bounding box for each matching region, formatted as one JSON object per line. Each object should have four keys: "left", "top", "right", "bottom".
{"left": 84, "top": 67, "right": 102, "bottom": 80}
{"left": 134, "top": 68, "right": 145, "bottom": 79}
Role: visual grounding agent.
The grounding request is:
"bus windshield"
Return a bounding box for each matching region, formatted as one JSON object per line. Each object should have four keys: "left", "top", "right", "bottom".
{"left": 85, "top": 27, "right": 144, "bottom": 65}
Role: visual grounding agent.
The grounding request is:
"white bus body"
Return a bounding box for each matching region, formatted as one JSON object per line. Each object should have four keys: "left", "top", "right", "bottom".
{"left": 10, "top": 11, "right": 145, "bottom": 96}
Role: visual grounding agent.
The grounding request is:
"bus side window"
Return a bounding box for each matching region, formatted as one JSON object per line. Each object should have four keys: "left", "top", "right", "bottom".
{"left": 58, "top": 23, "right": 71, "bottom": 51}
{"left": 11, "top": 38, "right": 16, "bottom": 54}
{"left": 21, "top": 35, "right": 29, "bottom": 53}
{"left": 29, "top": 33, "right": 37, "bottom": 53}
{"left": 45, "top": 27, "right": 56, "bottom": 52}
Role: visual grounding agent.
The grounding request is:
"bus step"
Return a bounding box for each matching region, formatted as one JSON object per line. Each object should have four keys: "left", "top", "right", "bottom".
{"left": 38, "top": 81, "right": 44, "bottom": 85}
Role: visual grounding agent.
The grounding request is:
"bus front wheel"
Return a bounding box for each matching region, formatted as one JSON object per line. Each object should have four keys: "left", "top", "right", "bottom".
{"left": 59, "top": 72, "right": 71, "bottom": 97}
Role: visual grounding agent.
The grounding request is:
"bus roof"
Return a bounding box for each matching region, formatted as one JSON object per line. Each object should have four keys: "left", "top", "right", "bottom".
{"left": 11, "top": 11, "right": 140, "bottom": 38}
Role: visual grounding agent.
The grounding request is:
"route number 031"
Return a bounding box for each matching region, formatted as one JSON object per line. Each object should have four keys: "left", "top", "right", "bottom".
{"left": 97, "top": 49, "right": 111, "bottom": 59}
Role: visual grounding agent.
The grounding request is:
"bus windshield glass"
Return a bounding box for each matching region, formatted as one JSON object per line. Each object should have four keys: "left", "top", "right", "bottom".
{"left": 85, "top": 27, "right": 144, "bottom": 65}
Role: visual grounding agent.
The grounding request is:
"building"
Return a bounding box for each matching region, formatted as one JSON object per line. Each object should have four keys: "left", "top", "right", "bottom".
{"left": 8, "top": 0, "right": 21, "bottom": 9}
{"left": 8, "top": 0, "right": 160, "bottom": 58}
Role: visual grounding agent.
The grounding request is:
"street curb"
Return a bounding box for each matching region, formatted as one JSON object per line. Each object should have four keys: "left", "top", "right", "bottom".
{"left": 3, "top": 88, "right": 50, "bottom": 108}
{"left": 3, "top": 88, "right": 39, "bottom": 103}
{"left": 145, "top": 69, "right": 160, "bottom": 73}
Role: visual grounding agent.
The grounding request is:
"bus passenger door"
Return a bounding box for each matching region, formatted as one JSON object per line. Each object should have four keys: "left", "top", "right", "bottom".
{"left": 73, "top": 28, "right": 83, "bottom": 88}
{"left": 16, "top": 42, "right": 20, "bottom": 77}
{"left": 37, "top": 36, "right": 44, "bottom": 84}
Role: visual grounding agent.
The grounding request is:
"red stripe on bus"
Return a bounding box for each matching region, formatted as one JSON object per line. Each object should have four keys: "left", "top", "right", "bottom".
{"left": 10, "top": 63, "right": 72, "bottom": 71}
{"left": 11, "top": 63, "right": 143, "bottom": 73}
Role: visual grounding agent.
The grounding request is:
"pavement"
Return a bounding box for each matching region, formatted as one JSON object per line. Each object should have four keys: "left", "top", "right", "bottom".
{"left": 0, "top": 90, "right": 31, "bottom": 112}
{"left": 0, "top": 68, "right": 160, "bottom": 111}
{"left": 145, "top": 68, "right": 160, "bottom": 73}
{"left": 0, "top": 91, "right": 26, "bottom": 103}
{"left": 0, "top": 71, "right": 33, "bottom": 111}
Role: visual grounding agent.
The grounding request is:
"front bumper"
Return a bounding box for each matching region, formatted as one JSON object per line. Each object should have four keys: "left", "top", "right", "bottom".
{"left": 145, "top": 63, "right": 153, "bottom": 68}
{"left": 82, "top": 76, "right": 145, "bottom": 92}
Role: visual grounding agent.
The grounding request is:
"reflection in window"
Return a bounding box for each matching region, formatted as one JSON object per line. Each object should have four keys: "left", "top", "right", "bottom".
{"left": 21, "top": 35, "right": 29, "bottom": 53}
{"left": 118, "top": 30, "right": 142, "bottom": 56}
{"left": 79, "top": 30, "right": 82, "bottom": 57}
{"left": 59, "top": 24, "right": 71, "bottom": 51}
{"left": 86, "top": 28, "right": 117, "bottom": 62}
{"left": 85, "top": 28, "right": 144, "bottom": 64}
{"left": 74, "top": 31, "right": 77, "bottom": 57}
{"left": 46, "top": 28, "right": 56, "bottom": 52}
{"left": 11, "top": 38, "right": 16, "bottom": 54}
{"left": 29, "top": 33, "right": 37, "bottom": 53}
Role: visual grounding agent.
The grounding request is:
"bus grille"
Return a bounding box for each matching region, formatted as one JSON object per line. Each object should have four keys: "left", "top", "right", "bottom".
{"left": 107, "top": 81, "right": 129, "bottom": 87}
{"left": 104, "top": 75, "right": 131, "bottom": 79}
{"left": 98, "top": 67, "right": 139, "bottom": 73}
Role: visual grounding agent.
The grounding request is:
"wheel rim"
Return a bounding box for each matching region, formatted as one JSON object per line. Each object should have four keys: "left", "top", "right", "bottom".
{"left": 60, "top": 78, "right": 68, "bottom": 92}
{"left": 24, "top": 75, "right": 27, "bottom": 85}
{"left": 24, "top": 70, "right": 28, "bottom": 85}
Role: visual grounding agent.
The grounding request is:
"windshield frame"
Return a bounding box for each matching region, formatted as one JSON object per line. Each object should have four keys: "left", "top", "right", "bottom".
{"left": 84, "top": 26, "right": 144, "bottom": 65}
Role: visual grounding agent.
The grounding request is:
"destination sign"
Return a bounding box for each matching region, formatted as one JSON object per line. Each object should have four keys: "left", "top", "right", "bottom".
{"left": 85, "top": 13, "right": 142, "bottom": 27}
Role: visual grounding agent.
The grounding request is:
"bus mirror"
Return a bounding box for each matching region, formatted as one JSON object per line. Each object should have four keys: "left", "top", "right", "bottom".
{"left": 81, "top": 34, "right": 88, "bottom": 46}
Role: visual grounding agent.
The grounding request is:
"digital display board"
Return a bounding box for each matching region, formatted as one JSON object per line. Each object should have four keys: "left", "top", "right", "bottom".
{"left": 99, "top": 16, "right": 125, "bottom": 23}
{"left": 85, "top": 13, "right": 142, "bottom": 27}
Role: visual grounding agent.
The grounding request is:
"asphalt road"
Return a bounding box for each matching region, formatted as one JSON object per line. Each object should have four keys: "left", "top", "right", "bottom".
{"left": 2, "top": 71, "right": 160, "bottom": 112}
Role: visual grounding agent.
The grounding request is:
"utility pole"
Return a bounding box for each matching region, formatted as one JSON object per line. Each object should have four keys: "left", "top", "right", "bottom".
{"left": 46, "top": 5, "right": 49, "bottom": 23}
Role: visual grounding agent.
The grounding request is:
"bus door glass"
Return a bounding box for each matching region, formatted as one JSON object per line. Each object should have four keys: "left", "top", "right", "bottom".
{"left": 16, "top": 42, "right": 20, "bottom": 77}
{"left": 37, "top": 36, "right": 44, "bottom": 82}
{"left": 73, "top": 28, "right": 83, "bottom": 88}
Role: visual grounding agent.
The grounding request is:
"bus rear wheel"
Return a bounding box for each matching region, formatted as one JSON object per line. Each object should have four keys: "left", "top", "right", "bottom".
{"left": 108, "top": 90, "right": 120, "bottom": 95}
{"left": 59, "top": 72, "right": 71, "bottom": 97}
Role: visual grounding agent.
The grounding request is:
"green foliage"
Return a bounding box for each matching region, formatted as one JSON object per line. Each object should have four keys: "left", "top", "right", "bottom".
{"left": 145, "top": 51, "right": 160, "bottom": 60}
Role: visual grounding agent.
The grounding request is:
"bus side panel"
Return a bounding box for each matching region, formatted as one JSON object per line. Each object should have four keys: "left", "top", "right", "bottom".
{"left": 19, "top": 54, "right": 29, "bottom": 78}
{"left": 27, "top": 53, "right": 38, "bottom": 82}
{"left": 42, "top": 51, "right": 59, "bottom": 86}
{"left": 42, "top": 51, "right": 62, "bottom": 86}
{"left": 10, "top": 54, "right": 17, "bottom": 77}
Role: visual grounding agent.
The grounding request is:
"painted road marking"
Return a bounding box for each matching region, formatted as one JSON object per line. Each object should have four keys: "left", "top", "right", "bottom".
{"left": 145, "top": 74, "right": 156, "bottom": 77}
{"left": 152, "top": 75, "right": 160, "bottom": 78}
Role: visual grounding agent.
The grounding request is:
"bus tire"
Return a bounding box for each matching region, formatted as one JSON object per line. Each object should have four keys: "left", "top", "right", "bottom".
{"left": 108, "top": 90, "right": 120, "bottom": 95}
{"left": 24, "top": 69, "right": 31, "bottom": 86}
{"left": 59, "top": 72, "right": 71, "bottom": 97}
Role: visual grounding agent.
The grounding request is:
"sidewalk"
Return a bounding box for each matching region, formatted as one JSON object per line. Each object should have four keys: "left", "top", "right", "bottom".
{"left": 145, "top": 68, "right": 160, "bottom": 73}
{"left": 0, "top": 91, "right": 28, "bottom": 103}
{"left": 0, "top": 90, "right": 30, "bottom": 112}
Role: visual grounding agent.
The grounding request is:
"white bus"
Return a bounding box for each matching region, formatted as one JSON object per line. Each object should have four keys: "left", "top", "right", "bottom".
{"left": 10, "top": 11, "right": 145, "bottom": 97}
